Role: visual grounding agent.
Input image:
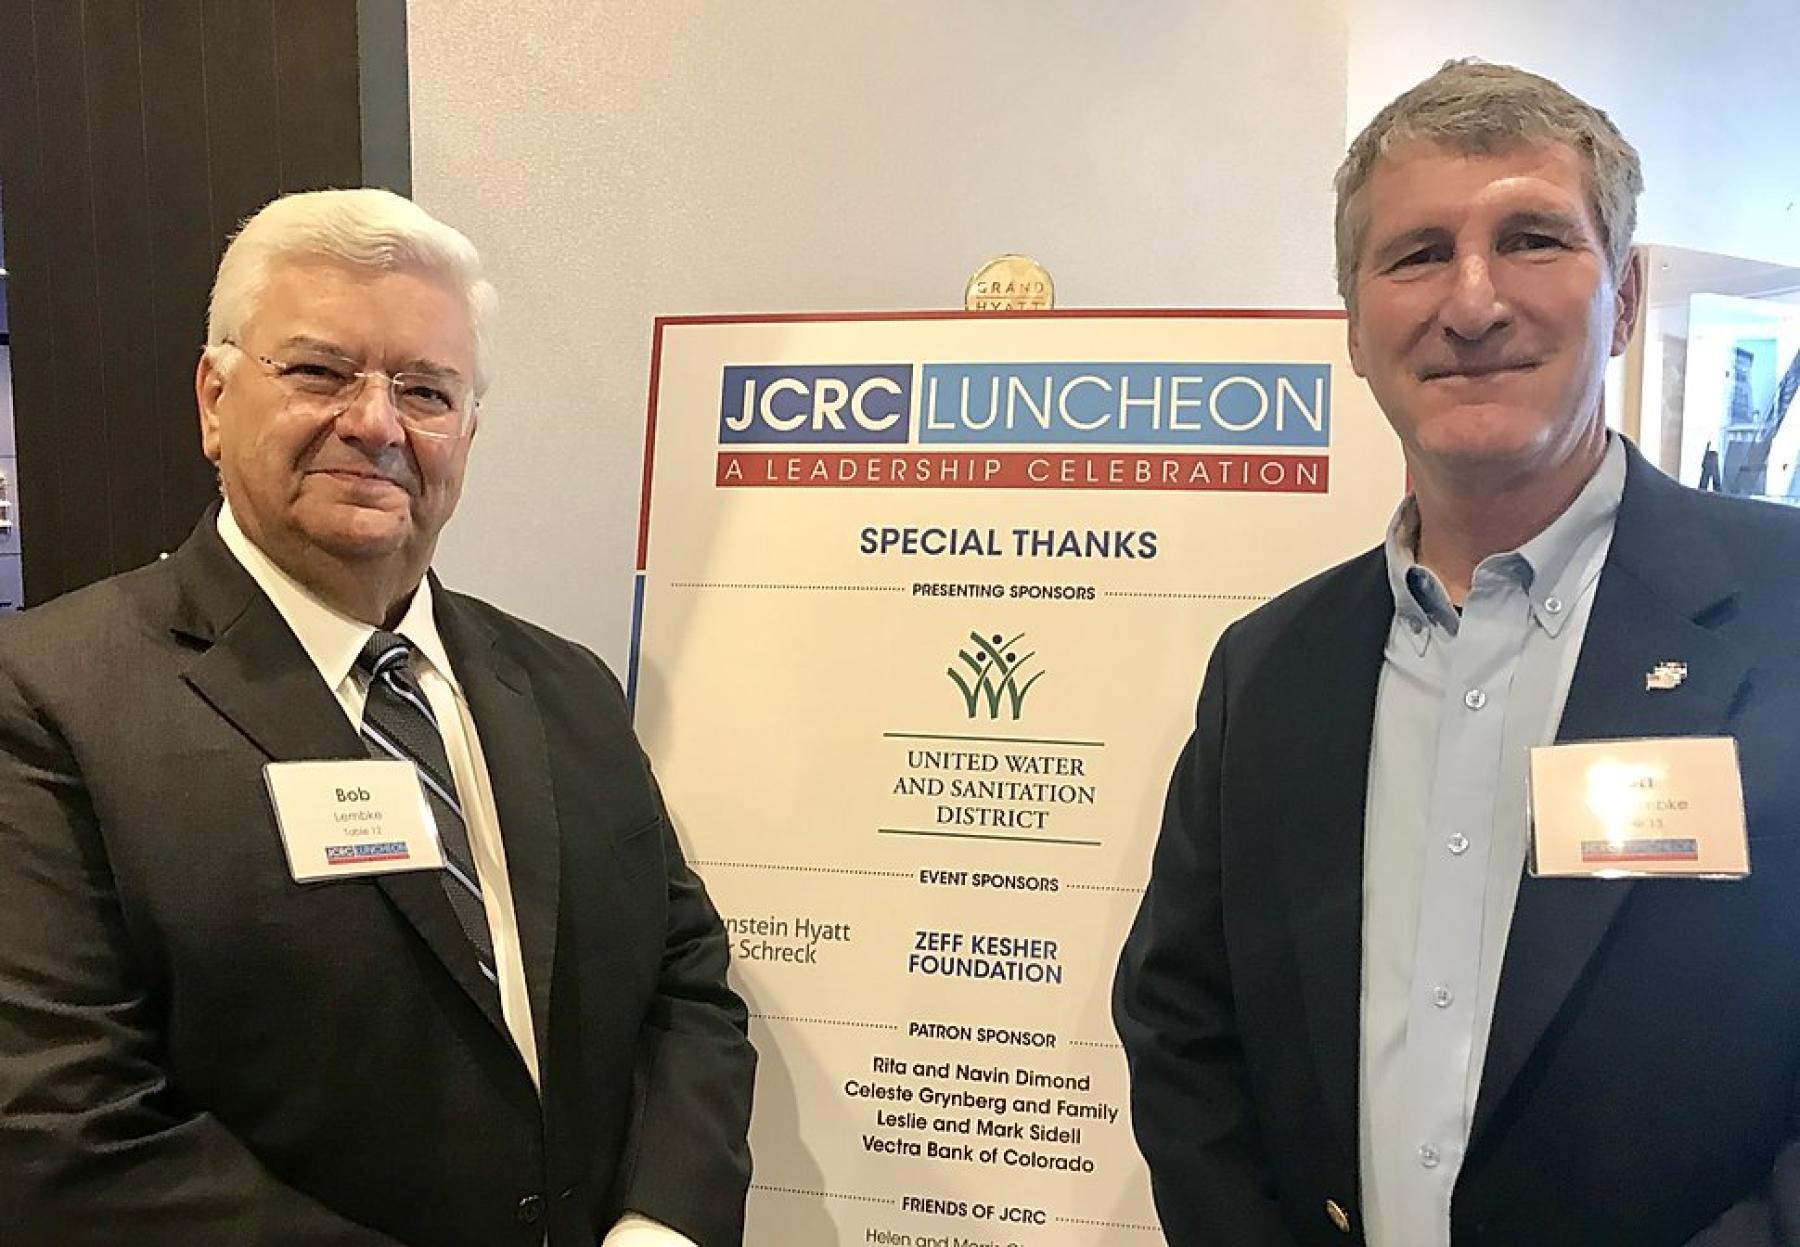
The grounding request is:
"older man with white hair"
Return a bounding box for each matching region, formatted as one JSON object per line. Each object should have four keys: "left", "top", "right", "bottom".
{"left": 0, "top": 189, "right": 755, "bottom": 1247}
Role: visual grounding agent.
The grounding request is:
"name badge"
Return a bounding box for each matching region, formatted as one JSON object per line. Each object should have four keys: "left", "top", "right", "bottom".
{"left": 1528, "top": 737, "right": 1749, "bottom": 879}
{"left": 264, "top": 760, "right": 445, "bottom": 883}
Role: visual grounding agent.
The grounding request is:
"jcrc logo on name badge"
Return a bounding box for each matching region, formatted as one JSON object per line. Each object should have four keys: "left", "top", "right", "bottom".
{"left": 324, "top": 841, "right": 413, "bottom": 865}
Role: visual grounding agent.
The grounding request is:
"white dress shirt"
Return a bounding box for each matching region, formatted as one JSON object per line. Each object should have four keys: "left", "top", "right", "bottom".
{"left": 218, "top": 503, "right": 693, "bottom": 1247}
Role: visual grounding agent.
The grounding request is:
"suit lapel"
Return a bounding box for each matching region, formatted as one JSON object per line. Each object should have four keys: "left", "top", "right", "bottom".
{"left": 170, "top": 518, "right": 516, "bottom": 1041}
{"left": 435, "top": 586, "right": 563, "bottom": 1074}
{"left": 371, "top": 875, "right": 516, "bottom": 1038}
{"left": 175, "top": 521, "right": 365, "bottom": 764}
{"left": 1274, "top": 550, "right": 1393, "bottom": 1162}
{"left": 1471, "top": 447, "right": 1752, "bottom": 1143}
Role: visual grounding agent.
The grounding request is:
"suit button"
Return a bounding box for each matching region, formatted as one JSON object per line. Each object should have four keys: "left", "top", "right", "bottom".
{"left": 516, "top": 1194, "right": 545, "bottom": 1225}
{"left": 1325, "top": 1199, "right": 1352, "bottom": 1234}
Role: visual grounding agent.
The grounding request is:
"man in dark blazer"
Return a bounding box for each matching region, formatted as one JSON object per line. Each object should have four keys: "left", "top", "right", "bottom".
{"left": 0, "top": 190, "right": 754, "bottom": 1246}
{"left": 1115, "top": 61, "right": 1800, "bottom": 1246}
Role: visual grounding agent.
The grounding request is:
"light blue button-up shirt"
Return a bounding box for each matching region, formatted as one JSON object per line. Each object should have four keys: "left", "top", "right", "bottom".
{"left": 1358, "top": 436, "right": 1626, "bottom": 1246}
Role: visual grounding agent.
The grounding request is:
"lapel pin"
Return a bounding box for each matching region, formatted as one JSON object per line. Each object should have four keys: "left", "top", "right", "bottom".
{"left": 1645, "top": 661, "right": 1688, "bottom": 692}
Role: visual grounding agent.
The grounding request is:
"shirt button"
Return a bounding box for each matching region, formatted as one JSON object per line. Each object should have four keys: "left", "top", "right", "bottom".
{"left": 1408, "top": 616, "right": 1424, "bottom": 634}
{"left": 1544, "top": 596, "right": 1564, "bottom": 614}
{"left": 1447, "top": 833, "right": 1470, "bottom": 855}
{"left": 1431, "top": 984, "right": 1454, "bottom": 1008}
{"left": 1464, "top": 688, "right": 1487, "bottom": 710}
{"left": 1419, "top": 1143, "right": 1441, "bottom": 1169}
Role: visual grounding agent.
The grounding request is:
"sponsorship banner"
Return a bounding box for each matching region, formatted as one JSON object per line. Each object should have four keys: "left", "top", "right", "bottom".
{"left": 631, "top": 311, "right": 1403, "bottom": 1245}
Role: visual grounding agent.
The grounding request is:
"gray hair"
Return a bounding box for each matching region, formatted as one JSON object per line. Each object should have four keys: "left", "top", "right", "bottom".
{"left": 1333, "top": 59, "right": 1643, "bottom": 303}
{"left": 206, "top": 188, "right": 496, "bottom": 395}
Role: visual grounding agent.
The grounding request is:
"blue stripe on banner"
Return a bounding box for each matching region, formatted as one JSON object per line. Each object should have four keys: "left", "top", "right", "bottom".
{"left": 627, "top": 572, "right": 647, "bottom": 720}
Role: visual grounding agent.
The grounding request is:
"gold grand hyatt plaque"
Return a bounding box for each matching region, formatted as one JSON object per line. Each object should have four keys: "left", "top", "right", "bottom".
{"left": 965, "top": 254, "right": 1055, "bottom": 311}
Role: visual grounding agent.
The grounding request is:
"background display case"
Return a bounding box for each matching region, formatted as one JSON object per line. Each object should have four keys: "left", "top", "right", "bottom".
{"left": 1620, "top": 245, "right": 1800, "bottom": 505}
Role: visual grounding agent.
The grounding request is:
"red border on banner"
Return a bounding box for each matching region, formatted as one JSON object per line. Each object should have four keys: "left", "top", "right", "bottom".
{"left": 636, "top": 325, "right": 668, "bottom": 571}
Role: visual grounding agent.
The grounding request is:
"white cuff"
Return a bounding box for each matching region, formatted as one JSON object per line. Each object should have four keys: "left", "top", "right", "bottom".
{"left": 600, "top": 1212, "right": 700, "bottom": 1247}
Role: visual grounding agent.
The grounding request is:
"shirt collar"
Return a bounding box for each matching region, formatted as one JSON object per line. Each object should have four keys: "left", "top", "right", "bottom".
{"left": 1383, "top": 500, "right": 1458, "bottom": 653}
{"left": 1512, "top": 433, "right": 1625, "bottom": 637}
{"left": 216, "top": 501, "right": 461, "bottom": 696}
{"left": 1382, "top": 433, "right": 1626, "bottom": 652}
{"left": 393, "top": 573, "right": 461, "bottom": 695}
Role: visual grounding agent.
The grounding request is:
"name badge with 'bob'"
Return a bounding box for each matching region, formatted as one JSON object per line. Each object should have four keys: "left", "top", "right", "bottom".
{"left": 1528, "top": 737, "right": 1749, "bottom": 879}
{"left": 265, "top": 760, "right": 445, "bottom": 883}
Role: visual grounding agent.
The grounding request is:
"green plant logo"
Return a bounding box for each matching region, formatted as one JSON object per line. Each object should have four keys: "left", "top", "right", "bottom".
{"left": 948, "top": 630, "right": 1044, "bottom": 720}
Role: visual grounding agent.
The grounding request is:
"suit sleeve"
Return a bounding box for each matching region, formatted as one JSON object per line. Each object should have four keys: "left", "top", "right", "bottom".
{"left": 614, "top": 767, "right": 757, "bottom": 1247}
{"left": 0, "top": 664, "right": 409, "bottom": 1247}
{"left": 1112, "top": 633, "right": 1301, "bottom": 1246}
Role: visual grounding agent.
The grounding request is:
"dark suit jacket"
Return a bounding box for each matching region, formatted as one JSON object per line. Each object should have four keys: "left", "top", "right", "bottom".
{"left": 1115, "top": 444, "right": 1800, "bottom": 1246}
{"left": 0, "top": 512, "right": 755, "bottom": 1247}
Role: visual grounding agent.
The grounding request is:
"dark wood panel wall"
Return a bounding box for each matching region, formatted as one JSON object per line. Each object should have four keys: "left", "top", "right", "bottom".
{"left": 0, "top": 0, "right": 410, "bottom": 606}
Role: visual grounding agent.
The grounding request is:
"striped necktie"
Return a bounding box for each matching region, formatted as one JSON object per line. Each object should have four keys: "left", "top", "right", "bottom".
{"left": 356, "top": 631, "right": 497, "bottom": 985}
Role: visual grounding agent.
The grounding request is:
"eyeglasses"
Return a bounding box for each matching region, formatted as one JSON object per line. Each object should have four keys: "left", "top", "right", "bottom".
{"left": 220, "top": 341, "right": 478, "bottom": 440}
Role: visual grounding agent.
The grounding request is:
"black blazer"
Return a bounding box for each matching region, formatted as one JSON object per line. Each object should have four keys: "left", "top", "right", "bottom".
{"left": 0, "top": 513, "right": 755, "bottom": 1247}
{"left": 1115, "top": 444, "right": 1800, "bottom": 1246}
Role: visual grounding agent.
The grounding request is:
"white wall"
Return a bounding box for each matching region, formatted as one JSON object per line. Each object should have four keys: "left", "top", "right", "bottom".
{"left": 1347, "top": 0, "right": 1800, "bottom": 270}
{"left": 408, "top": 0, "right": 1349, "bottom": 666}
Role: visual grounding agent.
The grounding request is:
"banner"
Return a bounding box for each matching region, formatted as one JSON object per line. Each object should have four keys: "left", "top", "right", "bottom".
{"left": 631, "top": 311, "right": 1403, "bottom": 1245}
